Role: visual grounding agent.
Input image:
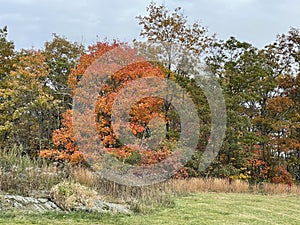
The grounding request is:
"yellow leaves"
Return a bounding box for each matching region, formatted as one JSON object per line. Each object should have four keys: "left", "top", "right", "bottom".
{"left": 12, "top": 109, "right": 21, "bottom": 120}
{"left": 0, "top": 122, "right": 13, "bottom": 134}
{"left": 11, "top": 50, "right": 49, "bottom": 79}
{"left": 238, "top": 173, "right": 250, "bottom": 180}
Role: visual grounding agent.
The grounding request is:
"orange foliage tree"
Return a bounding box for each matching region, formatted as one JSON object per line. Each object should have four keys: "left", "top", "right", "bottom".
{"left": 39, "top": 41, "right": 177, "bottom": 166}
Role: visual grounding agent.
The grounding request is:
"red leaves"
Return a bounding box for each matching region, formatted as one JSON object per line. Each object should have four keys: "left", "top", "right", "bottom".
{"left": 68, "top": 41, "right": 120, "bottom": 93}
{"left": 271, "top": 166, "right": 293, "bottom": 185}
{"left": 39, "top": 109, "right": 85, "bottom": 164}
{"left": 40, "top": 41, "right": 172, "bottom": 168}
{"left": 139, "top": 148, "right": 171, "bottom": 165}
{"left": 246, "top": 158, "right": 270, "bottom": 180}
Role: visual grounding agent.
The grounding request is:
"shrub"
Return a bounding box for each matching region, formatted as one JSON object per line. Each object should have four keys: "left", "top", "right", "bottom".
{"left": 50, "top": 181, "right": 99, "bottom": 211}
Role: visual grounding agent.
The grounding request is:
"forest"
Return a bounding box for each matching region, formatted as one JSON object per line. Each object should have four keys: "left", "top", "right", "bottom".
{"left": 1, "top": 2, "right": 300, "bottom": 186}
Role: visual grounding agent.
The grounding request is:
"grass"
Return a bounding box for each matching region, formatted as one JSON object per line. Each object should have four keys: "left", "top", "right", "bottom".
{"left": 168, "top": 178, "right": 300, "bottom": 195}
{"left": 1, "top": 192, "right": 300, "bottom": 224}
{"left": 0, "top": 145, "right": 64, "bottom": 196}
{"left": 2, "top": 146, "right": 300, "bottom": 224}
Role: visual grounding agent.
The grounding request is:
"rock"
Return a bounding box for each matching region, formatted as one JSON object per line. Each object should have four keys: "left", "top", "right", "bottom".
{"left": 44, "top": 201, "right": 60, "bottom": 210}
{"left": 13, "top": 201, "right": 23, "bottom": 208}
{"left": 38, "top": 198, "right": 48, "bottom": 203}
{"left": 33, "top": 204, "right": 44, "bottom": 213}
{"left": 81, "top": 200, "right": 132, "bottom": 214}
{"left": 0, "top": 193, "right": 132, "bottom": 214}
{"left": 69, "top": 200, "right": 132, "bottom": 214}
{"left": 49, "top": 181, "right": 133, "bottom": 214}
{"left": 0, "top": 194, "right": 61, "bottom": 212}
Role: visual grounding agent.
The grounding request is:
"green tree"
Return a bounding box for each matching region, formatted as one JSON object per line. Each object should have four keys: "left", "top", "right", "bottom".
{"left": 0, "top": 26, "right": 15, "bottom": 82}
{"left": 204, "top": 30, "right": 300, "bottom": 183}
{"left": 43, "top": 34, "right": 84, "bottom": 111}
{"left": 205, "top": 38, "right": 257, "bottom": 178}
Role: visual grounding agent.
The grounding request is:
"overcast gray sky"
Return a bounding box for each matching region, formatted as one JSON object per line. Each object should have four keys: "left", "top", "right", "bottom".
{"left": 1, "top": 0, "right": 299, "bottom": 50}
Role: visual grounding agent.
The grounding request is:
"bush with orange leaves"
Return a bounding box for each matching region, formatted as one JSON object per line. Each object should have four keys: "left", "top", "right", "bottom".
{"left": 271, "top": 166, "right": 293, "bottom": 185}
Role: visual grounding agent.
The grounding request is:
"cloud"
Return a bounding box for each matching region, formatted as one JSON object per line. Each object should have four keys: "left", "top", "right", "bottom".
{"left": 0, "top": 0, "right": 299, "bottom": 49}
{"left": 174, "top": 0, "right": 300, "bottom": 47}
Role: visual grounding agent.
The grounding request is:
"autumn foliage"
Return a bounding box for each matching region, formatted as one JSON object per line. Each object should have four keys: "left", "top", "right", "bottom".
{"left": 39, "top": 109, "right": 84, "bottom": 164}
{"left": 39, "top": 41, "right": 174, "bottom": 167}
{"left": 2, "top": 4, "right": 300, "bottom": 185}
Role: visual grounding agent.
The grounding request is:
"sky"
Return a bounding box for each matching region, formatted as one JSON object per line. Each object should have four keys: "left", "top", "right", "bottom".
{"left": 0, "top": 0, "right": 299, "bottom": 50}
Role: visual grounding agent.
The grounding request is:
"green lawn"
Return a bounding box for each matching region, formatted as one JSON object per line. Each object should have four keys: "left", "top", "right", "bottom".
{"left": 1, "top": 193, "right": 300, "bottom": 225}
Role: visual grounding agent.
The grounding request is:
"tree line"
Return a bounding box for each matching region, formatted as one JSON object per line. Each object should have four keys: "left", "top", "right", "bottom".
{"left": 0, "top": 2, "right": 299, "bottom": 184}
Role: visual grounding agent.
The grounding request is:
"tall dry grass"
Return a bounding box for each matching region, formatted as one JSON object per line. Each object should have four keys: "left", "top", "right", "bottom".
{"left": 1, "top": 146, "right": 299, "bottom": 211}
{"left": 0, "top": 145, "right": 66, "bottom": 196}
{"left": 255, "top": 182, "right": 300, "bottom": 195}
{"left": 70, "top": 167, "right": 300, "bottom": 197}
{"left": 70, "top": 167, "right": 173, "bottom": 212}
{"left": 167, "top": 177, "right": 300, "bottom": 196}
{"left": 167, "top": 177, "right": 249, "bottom": 194}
